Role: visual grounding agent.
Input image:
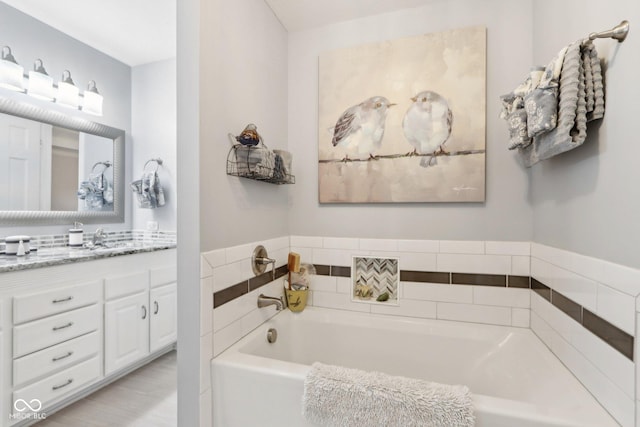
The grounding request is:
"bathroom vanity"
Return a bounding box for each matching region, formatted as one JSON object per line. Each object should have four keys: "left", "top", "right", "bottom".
{"left": 0, "top": 244, "right": 177, "bottom": 425}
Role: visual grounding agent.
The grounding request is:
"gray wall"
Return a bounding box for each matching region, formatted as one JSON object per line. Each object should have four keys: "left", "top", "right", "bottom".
{"left": 530, "top": 0, "right": 640, "bottom": 269}
{"left": 287, "top": 0, "right": 535, "bottom": 241}
{"left": 199, "top": 0, "right": 289, "bottom": 251}
{"left": 0, "top": 2, "right": 132, "bottom": 236}
{"left": 131, "top": 59, "right": 177, "bottom": 231}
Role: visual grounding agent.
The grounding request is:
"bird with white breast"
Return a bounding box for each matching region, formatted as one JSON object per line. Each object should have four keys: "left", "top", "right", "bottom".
{"left": 331, "top": 96, "right": 396, "bottom": 161}
{"left": 402, "top": 90, "right": 453, "bottom": 167}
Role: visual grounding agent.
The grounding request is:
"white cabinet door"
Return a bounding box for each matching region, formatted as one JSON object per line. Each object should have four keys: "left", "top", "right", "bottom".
{"left": 104, "top": 291, "right": 149, "bottom": 375}
{"left": 149, "top": 283, "right": 177, "bottom": 353}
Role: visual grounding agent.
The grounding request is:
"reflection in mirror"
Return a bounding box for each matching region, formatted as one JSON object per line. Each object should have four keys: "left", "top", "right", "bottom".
{"left": 0, "top": 113, "right": 114, "bottom": 212}
{"left": 0, "top": 96, "right": 124, "bottom": 225}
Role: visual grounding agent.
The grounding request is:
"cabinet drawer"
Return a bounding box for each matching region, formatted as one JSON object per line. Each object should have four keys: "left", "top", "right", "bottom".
{"left": 13, "top": 304, "right": 101, "bottom": 358}
{"left": 13, "top": 331, "right": 100, "bottom": 387}
{"left": 13, "top": 356, "right": 101, "bottom": 412}
{"left": 150, "top": 265, "right": 177, "bottom": 288}
{"left": 13, "top": 280, "right": 102, "bottom": 324}
{"left": 104, "top": 270, "right": 148, "bottom": 300}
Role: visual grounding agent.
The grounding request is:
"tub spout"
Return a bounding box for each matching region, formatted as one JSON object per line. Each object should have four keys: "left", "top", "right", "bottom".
{"left": 257, "top": 294, "right": 285, "bottom": 311}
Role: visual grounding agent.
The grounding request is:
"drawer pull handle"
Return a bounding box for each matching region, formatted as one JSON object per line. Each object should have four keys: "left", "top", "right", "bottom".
{"left": 52, "top": 351, "right": 74, "bottom": 362}
{"left": 154, "top": 301, "right": 159, "bottom": 315}
{"left": 52, "top": 322, "right": 74, "bottom": 331}
{"left": 142, "top": 305, "right": 147, "bottom": 320}
{"left": 52, "top": 296, "right": 74, "bottom": 304}
{"left": 52, "top": 379, "right": 73, "bottom": 391}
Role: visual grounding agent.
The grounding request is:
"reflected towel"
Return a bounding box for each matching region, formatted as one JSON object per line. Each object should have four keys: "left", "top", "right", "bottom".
{"left": 302, "top": 362, "right": 474, "bottom": 427}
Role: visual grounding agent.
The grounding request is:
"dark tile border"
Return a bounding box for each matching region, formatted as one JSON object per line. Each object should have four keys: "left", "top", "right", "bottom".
{"left": 214, "top": 265, "right": 288, "bottom": 309}
{"left": 331, "top": 266, "right": 351, "bottom": 277}
{"left": 452, "top": 273, "right": 506, "bottom": 287}
{"left": 508, "top": 276, "right": 530, "bottom": 288}
{"left": 400, "top": 271, "right": 449, "bottom": 284}
{"left": 582, "top": 309, "right": 634, "bottom": 360}
{"left": 531, "top": 278, "right": 551, "bottom": 302}
{"left": 532, "top": 276, "right": 634, "bottom": 361}
{"left": 314, "top": 264, "right": 331, "bottom": 276}
{"left": 213, "top": 281, "right": 248, "bottom": 308}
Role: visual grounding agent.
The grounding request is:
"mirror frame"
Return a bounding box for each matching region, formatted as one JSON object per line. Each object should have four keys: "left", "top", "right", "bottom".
{"left": 0, "top": 96, "right": 125, "bottom": 225}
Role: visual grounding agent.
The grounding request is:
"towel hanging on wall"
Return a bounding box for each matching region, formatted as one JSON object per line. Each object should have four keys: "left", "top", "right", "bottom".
{"left": 500, "top": 39, "right": 604, "bottom": 167}
{"left": 131, "top": 158, "right": 166, "bottom": 209}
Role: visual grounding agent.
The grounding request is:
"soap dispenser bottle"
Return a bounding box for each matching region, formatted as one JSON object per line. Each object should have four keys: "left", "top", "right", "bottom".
{"left": 69, "top": 222, "right": 84, "bottom": 247}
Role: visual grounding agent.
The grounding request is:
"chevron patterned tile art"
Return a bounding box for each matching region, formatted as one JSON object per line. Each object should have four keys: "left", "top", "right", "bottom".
{"left": 352, "top": 256, "right": 399, "bottom": 304}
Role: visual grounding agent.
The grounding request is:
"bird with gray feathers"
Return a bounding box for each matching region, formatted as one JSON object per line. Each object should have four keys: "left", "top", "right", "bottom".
{"left": 331, "top": 96, "right": 396, "bottom": 161}
{"left": 402, "top": 91, "right": 453, "bottom": 167}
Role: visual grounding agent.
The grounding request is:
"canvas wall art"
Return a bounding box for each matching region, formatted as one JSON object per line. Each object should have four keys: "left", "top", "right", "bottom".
{"left": 318, "top": 26, "right": 486, "bottom": 203}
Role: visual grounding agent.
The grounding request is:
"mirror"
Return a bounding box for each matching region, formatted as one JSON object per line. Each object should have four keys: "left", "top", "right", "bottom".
{"left": 0, "top": 96, "right": 124, "bottom": 224}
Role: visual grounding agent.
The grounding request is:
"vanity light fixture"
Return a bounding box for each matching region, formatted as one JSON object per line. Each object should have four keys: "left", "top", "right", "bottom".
{"left": 0, "top": 46, "right": 25, "bottom": 91}
{"left": 55, "top": 69, "right": 79, "bottom": 109}
{"left": 82, "top": 80, "right": 103, "bottom": 116}
{"left": 27, "top": 59, "right": 55, "bottom": 101}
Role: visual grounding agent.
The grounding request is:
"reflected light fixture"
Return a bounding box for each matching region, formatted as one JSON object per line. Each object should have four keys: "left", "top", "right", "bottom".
{"left": 56, "top": 69, "right": 79, "bottom": 109}
{"left": 82, "top": 80, "right": 103, "bottom": 116}
{"left": 27, "top": 59, "right": 54, "bottom": 101}
{"left": 0, "top": 46, "right": 25, "bottom": 91}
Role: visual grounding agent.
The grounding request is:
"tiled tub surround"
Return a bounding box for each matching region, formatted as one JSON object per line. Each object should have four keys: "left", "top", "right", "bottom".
{"left": 206, "top": 236, "right": 640, "bottom": 427}
{"left": 0, "top": 230, "right": 177, "bottom": 273}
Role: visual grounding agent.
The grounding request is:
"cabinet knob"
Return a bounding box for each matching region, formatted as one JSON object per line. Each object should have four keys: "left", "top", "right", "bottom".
{"left": 154, "top": 301, "right": 159, "bottom": 315}
{"left": 142, "top": 305, "right": 147, "bottom": 320}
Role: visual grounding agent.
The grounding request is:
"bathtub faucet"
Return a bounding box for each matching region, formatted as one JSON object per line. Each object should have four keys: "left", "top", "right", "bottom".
{"left": 257, "top": 294, "right": 285, "bottom": 311}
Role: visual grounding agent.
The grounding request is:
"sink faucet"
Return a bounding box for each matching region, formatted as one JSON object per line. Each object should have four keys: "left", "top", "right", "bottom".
{"left": 257, "top": 294, "right": 285, "bottom": 311}
{"left": 92, "top": 228, "right": 106, "bottom": 246}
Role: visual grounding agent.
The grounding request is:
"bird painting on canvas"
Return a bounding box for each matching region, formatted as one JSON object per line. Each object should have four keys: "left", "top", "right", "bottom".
{"left": 402, "top": 91, "right": 453, "bottom": 167}
{"left": 331, "top": 96, "right": 396, "bottom": 161}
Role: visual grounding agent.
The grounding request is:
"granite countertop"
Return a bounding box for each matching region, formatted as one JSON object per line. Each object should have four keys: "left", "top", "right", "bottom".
{"left": 0, "top": 241, "right": 176, "bottom": 273}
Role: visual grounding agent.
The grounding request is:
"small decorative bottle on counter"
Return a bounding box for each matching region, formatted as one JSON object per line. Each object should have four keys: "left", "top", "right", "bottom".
{"left": 69, "top": 222, "right": 84, "bottom": 247}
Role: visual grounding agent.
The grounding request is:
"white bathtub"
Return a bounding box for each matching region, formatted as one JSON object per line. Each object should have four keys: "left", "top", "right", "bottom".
{"left": 212, "top": 307, "right": 618, "bottom": 427}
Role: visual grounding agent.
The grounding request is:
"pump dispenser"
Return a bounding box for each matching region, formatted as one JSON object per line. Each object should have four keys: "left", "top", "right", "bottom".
{"left": 69, "top": 222, "right": 84, "bottom": 247}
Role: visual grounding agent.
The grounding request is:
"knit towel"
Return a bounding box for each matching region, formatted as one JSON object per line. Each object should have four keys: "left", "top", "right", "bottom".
{"left": 518, "top": 39, "right": 605, "bottom": 166}
{"left": 302, "top": 362, "right": 475, "bottom": 427}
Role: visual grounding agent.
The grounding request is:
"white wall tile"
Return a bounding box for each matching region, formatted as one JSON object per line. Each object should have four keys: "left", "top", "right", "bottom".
{"left": 511, "top": 308, "right": 530, "bottom": 328}
{"left": 599, "top": 261, "right": 640, "bottom": 296}
{"left": 531, "top": 292, "right": 579, "bottom": 344}
{"left": 200, "top": 332, "right": 213, "bottom": 394}
{"left": 437, "top": 302, "right": 511, "bottom": 326}
{"left": 201, "top": 257, "right": 213, "bottom": 278}
{"left": 201, "top": 277, "right": 213, "bottom": 336}
{"left": 212, "top": 260, "right": 244, "bottom": 293}
{"left": 290, "top": 236, "right": 323, "bottom": 248}
{"left": 532, "top": 258, "right": 597, "bottom": 312}
{"left": 530, "top": 310, "right": 560, "bottom": 352}
{"left": 337, "top": 277, "right": 351, "bottom": 294}
{"left": 437, "top": 254, "right": 511, "bottom": 274}
{"left": 311, "top": 275, "right": 337, "bottom": 293}
{"left": 371, "top": 299, "right": 436, "bottom": 319}
{"left": 511, "top": 256, "right": 530, "bottom": 276}
{"left": 596, "top": 284, "right": 635, "bottom": 334}
{"left": 397, "top": 239, "right": 439, "bottom": 253}
{"left": 473, "top": 287, "right": 530, "bottom": 308}
{"left": 259, "top": 236, "right": 290, "bottom": 251}
{"left": 485, "top": 241, "right": 530, "bottom": 256}
{"left": 551, "top": 331, "right": 635, "bottom": 427}
{"left": 394, "top": 252, "right": 437, "bottom": 271}
{"left": 403, "top": 282, "right": 473, "bottom": 304}
{"left": 290, "top": 247, "right": 313, "bottom": 263}
{"left": 311, "top": 248, "right": 335, "bottom": 265}
{"left": 571, "top": 323, "right": 635, "bottom": 399}
{"left": 225, "top": 243, "right": 253, "bottom": 264}
{"left": 337, "top": 249, "right": 371, "bottom": 266}
{"left": 323, "top": 237, "right": 359, "bottom": 250}
{"left": 213, "top": 291, "right": 254, "bottom": 333}
{"left": 311, "top": 291, "right": 371, "bottom": 313}
{"left": 359, "top": 238, "right": 398, "bottom": 251}
{"left": 439, "top": 240, "right": 485, "bottom": 254}
{"left": 202, "top": 249, "right": 226, "bottom": 269}
{"left": 213, "top": 319, "right": 242, "bottom": 358}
